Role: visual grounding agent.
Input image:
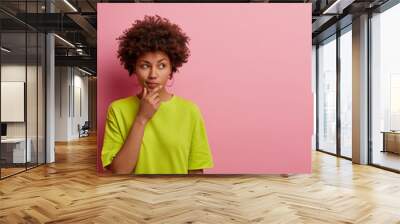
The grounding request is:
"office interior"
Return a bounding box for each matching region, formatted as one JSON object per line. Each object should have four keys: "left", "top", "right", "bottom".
{"left": 0, "top": 0, "right": 97, "bottom": 178}
{"left": 0, "top": 0, "right": 400, "bottom": 222}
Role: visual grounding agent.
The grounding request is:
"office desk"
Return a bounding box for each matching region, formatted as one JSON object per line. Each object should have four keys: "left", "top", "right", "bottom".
{"left": 1, "top": 138, "right": 32, "bottom": 164}
{"left": 381, "top": 131, "right": 400, "bottom": 154}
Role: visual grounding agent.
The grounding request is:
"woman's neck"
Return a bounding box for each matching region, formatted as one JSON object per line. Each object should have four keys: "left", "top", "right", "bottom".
{"left": 158, "top": 89, "right": 173, "bottom": 102}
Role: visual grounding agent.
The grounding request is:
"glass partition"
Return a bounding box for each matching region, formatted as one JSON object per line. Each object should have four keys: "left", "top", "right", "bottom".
{"left": 317, "top": 35, "right": 337, "bottom": 155}
{"left": 1, "top": 30, "right": 28, "bottom": 177}
{"left": 0, "top": 1, "right": 46, "bottom": 179}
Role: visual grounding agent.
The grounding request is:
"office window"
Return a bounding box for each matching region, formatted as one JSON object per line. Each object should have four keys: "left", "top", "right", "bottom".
{"left": 371, "top": 3, "right": 400, "bottom": 171}
{"left": 340, "top": 27, "right": 352, "bottom": 158}
{"left": 317, "top": 35, "right": 337, "bottom": 154}
{"left": 312, "top": 45, "right": 317, "bottom": 150}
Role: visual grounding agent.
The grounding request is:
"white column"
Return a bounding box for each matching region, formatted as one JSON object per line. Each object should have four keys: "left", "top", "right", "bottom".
{"left": 352, "top": 14, "right": 369, "bottom": 164}
{"left": 45, "top": 1, "right": 55, "bottom": 163}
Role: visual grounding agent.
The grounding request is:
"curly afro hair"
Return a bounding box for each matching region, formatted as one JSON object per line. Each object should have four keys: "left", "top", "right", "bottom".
{"left": 117, "top": 15, "right": 191, "bottom": 76}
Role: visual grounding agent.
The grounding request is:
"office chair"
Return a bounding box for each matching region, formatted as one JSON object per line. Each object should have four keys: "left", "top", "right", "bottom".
{"left": 79, "top": 121, "right": 90, "bottom": 138}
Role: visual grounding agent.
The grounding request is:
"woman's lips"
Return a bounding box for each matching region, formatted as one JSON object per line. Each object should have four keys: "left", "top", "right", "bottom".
{"left": 145, "top": 82, "right": 159, "bottom": 88}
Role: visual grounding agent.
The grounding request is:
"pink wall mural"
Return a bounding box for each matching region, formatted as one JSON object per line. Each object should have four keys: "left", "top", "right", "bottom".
{"left": 97, "top": 3, "right": 312, "bottom": 174}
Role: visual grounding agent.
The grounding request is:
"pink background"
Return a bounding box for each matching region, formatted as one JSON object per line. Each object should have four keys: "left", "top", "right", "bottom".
{"left": 97, "top": 3, "right": 312, "bottom": 174}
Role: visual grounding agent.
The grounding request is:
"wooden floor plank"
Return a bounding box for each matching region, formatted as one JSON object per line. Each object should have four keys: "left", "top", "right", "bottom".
{"left": 1, "top": 134, "right": 400, "bottom": 223}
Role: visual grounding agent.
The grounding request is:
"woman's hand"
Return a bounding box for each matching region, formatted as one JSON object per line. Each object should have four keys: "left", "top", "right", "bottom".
{"left": 110, "top": 86, "right": 163, "bottom": 174}
{"left": 136, "top": 85, "right": 162, "bottom": 122}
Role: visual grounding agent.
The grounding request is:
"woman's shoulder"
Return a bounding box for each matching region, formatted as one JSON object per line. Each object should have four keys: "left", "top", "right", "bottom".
{"left": 173, "top": 95, "right": 198, "bottom": 107}
{"left": 108, "top": 96, "right": 138, "bottom": 110}
{"left": 173, "top": 95, "right": 202, "bottom": 114}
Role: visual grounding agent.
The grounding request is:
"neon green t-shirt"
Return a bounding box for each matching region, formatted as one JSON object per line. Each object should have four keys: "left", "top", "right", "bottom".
{"left": 101, "top": 95, "right": 214, "bottom": 174}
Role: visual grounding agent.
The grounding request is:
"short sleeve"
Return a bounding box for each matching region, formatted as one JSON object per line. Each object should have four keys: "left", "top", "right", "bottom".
{"left": 101, "top": 104, "right": 124, "bottom": 168}
{"left": 188, "top": 105, "right": 214, "bottom": 170}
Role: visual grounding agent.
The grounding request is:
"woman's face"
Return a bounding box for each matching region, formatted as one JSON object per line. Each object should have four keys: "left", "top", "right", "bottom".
{"left": 135, "top": 51, "right": 172, "bottom": 90}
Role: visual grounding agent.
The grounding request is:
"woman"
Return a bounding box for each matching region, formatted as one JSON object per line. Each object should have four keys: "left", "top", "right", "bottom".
{"left": 101, "top": 15, "right": 214, "bottom": 174}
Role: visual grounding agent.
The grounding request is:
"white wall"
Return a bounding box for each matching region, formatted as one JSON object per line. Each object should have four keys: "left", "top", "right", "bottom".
{"left": 55, "top": 67, "right": 89, "bottom": 141}
{"left": 55, "top": 67, "right": 69, "bottom": 141}
{"left": 72, "top": 72, "right": 89, "bottom": 138}
{"left": 1, "top": 65, "right": 41, "bottom": 137}
{"left": 1, "top": 66, "right": 25, "bottom": 129}
{"left": 1, "top": 64, "right": 46, "bottom": 164}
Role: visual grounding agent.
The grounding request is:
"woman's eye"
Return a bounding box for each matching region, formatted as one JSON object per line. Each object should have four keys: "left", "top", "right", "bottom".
{"left": 141, "top": 64, "right": 149, "bottom": 69}
{"left": 158, "top": 64, "right": 165, "bottom": 69}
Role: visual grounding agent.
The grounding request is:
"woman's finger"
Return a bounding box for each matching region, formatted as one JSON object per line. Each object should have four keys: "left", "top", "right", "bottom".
{"left": 142, "top": 87, "right": 148, "bottom": 98}
{"left": 149, "top": 92, "right": 160, "bottom": 101}
{"left": 148, "top": 85, "right": 163, "bottom": 96}
{"left": 148, "top": 87, "right": 162, "bottom": 99}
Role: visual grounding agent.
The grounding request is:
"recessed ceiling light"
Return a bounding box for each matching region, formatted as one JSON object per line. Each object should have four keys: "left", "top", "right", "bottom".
{"left": 77, "top": 67, "right": 93, "bottom": 76}
{"left": 63, "top": 0, "right": 78, "bottom": 12}
{"left": 322, "top": 0, "right": 354, "bottom": 15}
{"left": 1, "top": 47, "right": 11, "bottom": 53}
{"left": 54, "top": 34, "right": 75, "bottom": 48}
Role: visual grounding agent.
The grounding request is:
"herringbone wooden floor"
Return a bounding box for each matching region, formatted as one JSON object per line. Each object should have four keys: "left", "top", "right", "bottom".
{"left": 1, "top": 134, "right": 400, "bottom": 224}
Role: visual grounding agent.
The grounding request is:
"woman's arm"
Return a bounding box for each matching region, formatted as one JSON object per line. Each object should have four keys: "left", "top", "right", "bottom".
{"left": 187, "top": 105, "right": 214, "bottom": 174}
{"left": 109, "top": 86, "right": 162, "bottom": 174}
{"left": 188, "top": 169, "right": 203, "bottom": 174}
{"left": 109, "top": 116, "right": 148, "bottom": 174}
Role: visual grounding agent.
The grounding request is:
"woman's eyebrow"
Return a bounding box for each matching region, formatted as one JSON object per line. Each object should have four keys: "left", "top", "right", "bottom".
{"left": 140, "top": 58, "right": 167, "bottom": 63}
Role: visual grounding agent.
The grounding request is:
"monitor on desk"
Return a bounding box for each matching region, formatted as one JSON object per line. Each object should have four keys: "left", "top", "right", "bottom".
{"left": 1, "top": 123, "right": 7, "bottom": 139}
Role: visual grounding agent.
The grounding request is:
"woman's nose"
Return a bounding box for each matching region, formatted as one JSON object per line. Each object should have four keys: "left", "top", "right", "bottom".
{"left": 149, "top": 66, "right": 158, "bottom": 78}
